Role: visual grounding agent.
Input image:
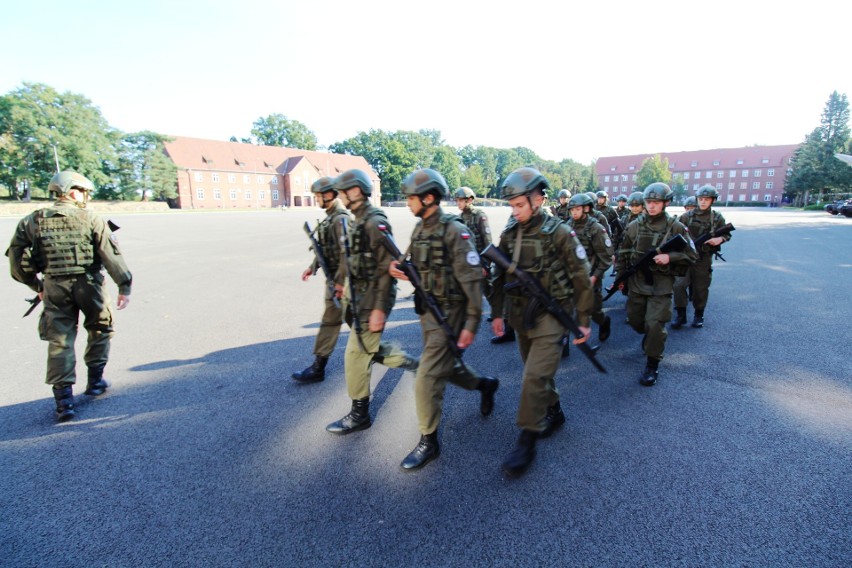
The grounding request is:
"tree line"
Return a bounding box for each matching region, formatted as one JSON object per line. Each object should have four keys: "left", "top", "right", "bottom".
{"left": 2, "top": 82, "right": 849, "bottom": 204}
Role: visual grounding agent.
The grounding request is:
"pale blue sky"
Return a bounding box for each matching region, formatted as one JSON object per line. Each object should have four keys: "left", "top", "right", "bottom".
{"left": 2, "top": 0, "right": 849, "bottom": 163}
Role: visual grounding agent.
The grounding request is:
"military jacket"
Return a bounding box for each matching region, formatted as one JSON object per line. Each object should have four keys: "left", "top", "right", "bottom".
{"left": 552, "top": 204, "right": 571, "bottom": 222}
{"left": 458, "top": 205, "right": 492, "bottom": 254}
{"left": 567, "top": 216, "right": 613, "bottom": 281}
{"left": 409, "top": 208, "right": 483, "bottom": 334}
{"left": 591, "top": 209, "right": 612, "bottom": 236}
{"left": 345, "top": 200, "right": 396, "bottom": 316}
{"left": 616, "top": 212, "right": 696, "bottom": 296}
{"left": 678, "top": 207, "right": 731, "bottom": 258}
{"left": 311, "top": 200, "right": 350, "bottom": 286}
{"left": 491, "top": 211, "right": 594, "bottom": 332}
{"left": 7, "top": 200, "right": 132, "bottom": 295}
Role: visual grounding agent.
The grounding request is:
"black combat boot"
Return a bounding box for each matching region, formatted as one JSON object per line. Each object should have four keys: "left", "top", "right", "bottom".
{"left": 671, "top": 308, "right": 687, "bottom": 329}
{"left": 639, "top": 358, "right": 660, "bottom": 386}
{"left": 84, "top": 364, "right": 109, "bottom": 396}
{"left": 502, "top": 430, "right": 538, "bottom": 478}
{"left": 326, "top": 397, "right": 371, "bottom": 434}
{"left": 599, "top": 315, "right": 612, "bottom": 342}
{"left": 292, "top": 356, "right": 328, "bottom": 383}
{"left": 400, "top": 432, "right": 440, "bottom": 470}
{"left": 691, "top": 310, "right": 704, "bottom": 328}
{"left": 539, "top": 402, "right": 566, "bottom": 439}
{"left": 53, "top": 385, "right": 75, "bottom": 422}
{"left": 400, "top": 355, "right": 420, "bottom": 372}
{"left": 490, "top": 325, "right": 516, "bottom": 344}
{"left": 476, "top": 377, "right": 500, "bottom": 416}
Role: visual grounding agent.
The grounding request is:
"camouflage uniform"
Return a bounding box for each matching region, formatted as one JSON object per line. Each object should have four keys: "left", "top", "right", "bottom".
{"left": 674, "top": 206, "right": 731, "bottom": 323}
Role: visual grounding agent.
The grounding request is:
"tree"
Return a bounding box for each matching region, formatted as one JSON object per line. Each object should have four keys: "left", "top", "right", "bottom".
{"left": 786, "top": 91, "right": 852, "bottom": 205}
{"left": 251, "top": 113, "right": 318, "bottom": 150}
{"left": 635, "top": 154, "right": 672, "bottom": 190}
{"left": 430, "top": 146, "right": 462, "bottom": 190}
{"left": 112, "top": 131, "right": 177, "bottom": 201}
{"left": 0, "top": 82, "right": 117, "bottom": 199}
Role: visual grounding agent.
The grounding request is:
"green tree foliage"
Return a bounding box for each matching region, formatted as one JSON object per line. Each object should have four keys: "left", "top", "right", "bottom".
{"left": 112, "top": 131, "right": 177, "bottom": 201}
{"left": 670, "top": 174, "right": 687, "bottom": 204}
{"left": 430, "top": 146, "right": 462, "bottom": 190}
{"left": 635, "top": 154, "right": 672, "bottom": 190}
{"left": 251, "top": 113, "right": 318, "bottom": 150}
{"left": 786, "top": 91, "right": 852, "bottom": 204}
{"left": 0, "top": 82, "right": 117, "bottom": 199}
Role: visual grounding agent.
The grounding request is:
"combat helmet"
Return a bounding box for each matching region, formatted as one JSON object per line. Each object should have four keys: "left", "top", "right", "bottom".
{"left": 684, "top": 196, "right": 697, "bottom": 207}
{"left": 501, "top": 167, "right": 550, "bottom": 200}
{"left": 595, "top": 190, "right": 608, "bottom": 200}
{"left": 568, "top": 193, "right": 594, "bottom": 209}
{"left": 454, "top": 186, "right": 476, "bottom": 199}
{"left": 627, "top": 191, "right": 645, "bottom": 207}
{"left": 643, "top": 182, "right": 673, "bottom": 202}
{"left": 557, "top": 189, "right": 571, "bottom": 199}
{"left": 310, "top": 176, "right": 337, "bottom": 194}
{"left": 616, "top": 194, "right": 628, "bottom": 203}
{"left": 333, "top": 169, "right": 373, "bottom": 196}
{"left": 401, "top": 168, "right": 449, "bottom": 198}
{"left": 48, "top": 171, "right": 94, "bottom": 196}
{"left": 695, "top": 184, "right": 720, "bottom": 200}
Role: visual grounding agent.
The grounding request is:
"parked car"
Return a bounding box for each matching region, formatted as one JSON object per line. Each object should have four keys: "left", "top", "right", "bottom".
{"left": 824, "top": 200, "right": 844, "bottom": 214}
{"left": 839, "top": 200, "right": 852, "bottom": 218}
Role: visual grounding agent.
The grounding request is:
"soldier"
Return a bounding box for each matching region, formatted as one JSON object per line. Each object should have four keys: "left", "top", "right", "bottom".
{"left": 490, "top": 167, "right": 594, "bottom": 477}
{"left": 672, "top": 185, "right": 732, "bottom": 329}
{"left": 595, "top": 190, "right": 622, "bottom": 237}
{"left": 551, "top": 189, "right": 572, "bottom": 221}
{"left": 6, "top": 171, "right": 132, "bottom": 422}
{"left": 454, "top": 186, "right": 497, "bottom": 319}
{"left": 292, "top": 176, "right": 350, "bottom": 383}
{"left": 683, "top": 195, "right": 697, "bottom": 213}
{"left": 615, "top": 183, "right": 696, "bottom": 386}
{"left": 614, "top": 194, "right": 628, "bottom": 220}
{"left": 325, "top": 169, "right": 418, "bottom": 435}
{"left": 390, "top": 170, "right": 500, "bottom": 470}
{"left": 566, "top": 193, "right": 613, "bottom": 341}
{"left": 624, "top": 191, "right": 645, "bottom": 224}
{"left": 586, "top": 192, "right": 612, "bottom": 236}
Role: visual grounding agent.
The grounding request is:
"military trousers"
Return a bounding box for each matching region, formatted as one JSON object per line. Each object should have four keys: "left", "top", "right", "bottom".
{"left": 414, "top": 312, "right": 481, "bottom": 435}
{"left": 344, "top": 325, "right": 413, "bottom": 401}
{"left": 514, "top": 327, "right": 563, "bottom": 433}
{"left": 591, "top": 279, "right": 606, "bottom": 325}
{"left": 313, "top": 286, "right": 344, "bottom": 358}
{"left": 40, "top": 271, "right": 114, "bottom": 386}
{"left": 626, "top": 292, "right": 672, "bottom": 361}
{"left": 673, "top": 255, "right": 712, "bottom": 312}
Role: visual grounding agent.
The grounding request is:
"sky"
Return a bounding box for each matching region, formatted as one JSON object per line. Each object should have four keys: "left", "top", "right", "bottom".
{"left": 2, "top": 0, "right": 850, "bottom": 164}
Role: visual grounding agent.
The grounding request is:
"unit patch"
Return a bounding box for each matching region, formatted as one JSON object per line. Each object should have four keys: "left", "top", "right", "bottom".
{"left": 466, "top": 251, "right": 480, "bottom": 266}
{"left": 575, "top": 245, "right": 587, "bottom": 260}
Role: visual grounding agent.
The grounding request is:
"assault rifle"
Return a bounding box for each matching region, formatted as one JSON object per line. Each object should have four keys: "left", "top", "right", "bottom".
{"left": 603, "top": 234, "right": 688, "bottom": 301}
{"left": 481, "top": 244, "right": 606, "bottom": 374}
{"left": 693, "top": 223, "right": 735, "bottom": 262}
{"left": 378, "top": 226, "right": 475, "bottom": 377}
{"left": 339, "top": 218, "right": 367, "bottom": 352}
{"left": 303, "top": 221, "right": 340, "bottom": 308}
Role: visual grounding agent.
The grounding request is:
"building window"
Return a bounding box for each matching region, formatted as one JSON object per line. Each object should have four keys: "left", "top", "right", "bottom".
{"left": 754, "top": 169, "right": 762, "bottom": 177}
{"left": 194, "top": 172, "right": 204, "bottom": 182}
{"left": 691, "top": 161, "right": 698, "bottom": 167}
{"left": 271, "top": 176, "right": 278, "bottom": 185}
{"left": 713, "top": 160, "right": 720, "bottom": 166}
{"left": 213, "top": 188, "right": 221, "bottom": 200}
{"left": 716, "top": 171, "right": 724, "bottom": 179}
{"left": 741, "top": 170, "right": 749, "bottom": 177}
{"left": 752, "top": 182, "right": 760, "bottom": 190}
{"left": 693, "top": 184, "right": 700, "bottom": 191}
{"left": 628, "top": 165, "right": 635, "bottom": 171}
{"left": 695, "top": 171, "right": 702, "bottom": 179}
{"left": 737, "top": 159, "right": 744, "bottom": 165}
{"left": 766, "top": 182, "right": 774, "bottom": 189}
{"left": 230, "top": 190, "right": 238, "bottom": 200}
{"left": 196, "top": 188, "right": 204, "bottom": 200}
{"left": 705, "top": 172, "right": 712, "bottom": 179}
{"left": 684, "top": 173, "right": 690, "bottom": 180}
{"left": 243, "top": 175, "right": 251, "bottom": 184}
{"left": 728, "top": 182, "right": 735, "bottom": 190}
{"left": 259, "top": 190, "right": 266, "bottom": 200}
{"left": 764, "top": 194, "right": 772, "bottom": 201}
{"left": 604, "top": 186, "right": 609, "bottom": 192}
{"left": 631, "top": 175, "right": 636, "bottom": 181}
{"left": 245, "top": 190, "right": 252, "bottom": 200}
{"left": 272, "top": 190, "right": 280, "bottom": 201}
{"left": 604, "top": 176, "right": 610, "bottom": 182}
{"left": 739, "top": 194, "right": 746, "bottom": 201}
{"left": 620, "top": 175, "right": 626, "bottom": 182}
{"left": 739, "top": 182, "right": 748, "bottom": 190}
{"left": 752, "top": 194, "right": 759, "bottom": 201}
{"left": 228, "top": 174, "right": 236, "bottom": 183}
{"left": 610, "top": 167, "right": 616, "bottom": 172}
{"left": 257, "top": 175, "right": 264, "bottom": 184}
{"left": 715, "top": 183, "right": 723, "bottom": 190}
{"left": 762, "top": 158, "right": 769, "bottom": 164}
{"left": 211, "top": 173, "right": 219, "bottom": 183}
{"left": 767, "top": 169, "right": 775, "bottom": 177}
{"left": 729, "top": 170, "right": 736, "bottom": 178}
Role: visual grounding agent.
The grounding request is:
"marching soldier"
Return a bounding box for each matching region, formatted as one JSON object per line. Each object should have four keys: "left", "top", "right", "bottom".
{"left": 454, "top": 186, "right": 497, "bottom": 320}
{"left": 490, "top": 167, "right": 594, "bottom": 477}
{"left": 586, "top": 192, "right": 612, "bottom": 236}
{"left": 292, "top": 176, "right": 350, "bottom": 383}
{"left": 624, "top": 191, "right": 645, "bottom": 224}
{"left": 390, "top": 170, "right": 499, "bottom": 470}
{"left": 325, "top": 169, "right": 418, "bottom": 435}
{"left": 567, "top": 193, "right": 613, "bottom": 341}
{"left": 672, "top": 185, "right": 732, "bottom": 329}
{"left": 683, "top": 195, "right": 697, "bottom": 213}
{"left": 552, "top": 189, "right": 572, "bottom": 221}
{"left": 614, "top": 194, "right": 628, "bottom": 221}
{"left": 7, "top": 171, "right": 132, "bottom": 422}
{"left": 616, "top": 183, "right": 696, "bottom": 386}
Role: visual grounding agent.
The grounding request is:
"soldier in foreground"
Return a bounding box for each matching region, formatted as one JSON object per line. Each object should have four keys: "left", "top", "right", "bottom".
{"left": 293, "top": 176, "right": 351, "bottom": 383}
{"left": 672, "top": 185, "right": 732, "bottom": 329}
{"left": 7, "top": 171, "right": 132, "bottom": 422}
{"left": 325, "top": 170, "right": 418, "bottom": 435}
{"left": 389, "top": 170, "right": 499, "bottom": 470}
{"left": 490, "top": 167, "right": 593, "bottom": 478}
{"left": 615, "top": 183, "right": 696, "bottom": 386}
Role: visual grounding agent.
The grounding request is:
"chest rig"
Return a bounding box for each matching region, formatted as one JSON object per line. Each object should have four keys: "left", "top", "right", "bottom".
{"left": 461, "top": 208, "right": 487, "bottom": 253}
{"left": 318, "top": 209, "right": 347, "bottom": 273}
{"left": 632, "top": 214, "right": 676, "bottom": 274}
{"left": 684, "top": 209, "right": 721, "bottom": 252}
{"left": 350, "top": 207, "right": 386, "bottom": 282}
{"left": 409, "top": 213, "right": 464, "bottom": 304}
{"left": 35, "top": 209, "right": 95, "bottom": 276}
{"left": 504, "top": 215, "right": 573, "bottom": 300}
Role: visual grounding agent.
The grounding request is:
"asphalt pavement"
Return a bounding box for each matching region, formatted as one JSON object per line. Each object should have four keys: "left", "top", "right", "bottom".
{"left": 1, "top": 206, "right": 849, "bottom": 567}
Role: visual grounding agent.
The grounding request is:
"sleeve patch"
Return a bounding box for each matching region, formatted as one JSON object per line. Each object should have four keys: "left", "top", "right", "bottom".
{"left": 576, "top": 245, "right": 587, "bottom": 260}
{"left": 460, "top": 231, "right": 471, "bottom": 240}
{"left": 466, "top": 250, "right": 480, "bottom": 266}
{"left": 604, "top": 238, "right": 612, "bottom": 248}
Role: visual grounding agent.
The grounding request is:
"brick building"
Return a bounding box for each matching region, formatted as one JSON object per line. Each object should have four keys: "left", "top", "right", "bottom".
{"left": 595, "top": 144, "right": 800, "bottom": 205}
{"left": 163, "top": 136, "right": 381, "bottom": 209}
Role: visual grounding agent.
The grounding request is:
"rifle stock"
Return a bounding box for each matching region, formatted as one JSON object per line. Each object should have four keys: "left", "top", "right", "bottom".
{"left": 481, "top": 244, "right": 606, "bottom": 374}
{"left": 603, "top": 234, "right": 688, "bottom": 301}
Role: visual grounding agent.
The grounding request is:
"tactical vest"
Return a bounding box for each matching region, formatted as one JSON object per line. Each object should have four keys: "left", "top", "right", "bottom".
{"left": 318, "top": 209, "right": 347, "bottom": 273}
{"left": 632, "top": 214, "right": 676, "bottom": 275}
{"left": 460, "top": 208, "right": 487, "bottom": 253}
{"left": 410, "top": 213, "right": 465, "bottom": 304}
{"left": 684, "top": 209, "right": 723, "bottom": 253}
{"left": 350, "top": 207, "right": 387, "bottom": 282}
{"left": 35, "top": 209, "right": 94, "bottom": 276}
{"left": 504, "top": 215, "right": 574, "bottom": 300}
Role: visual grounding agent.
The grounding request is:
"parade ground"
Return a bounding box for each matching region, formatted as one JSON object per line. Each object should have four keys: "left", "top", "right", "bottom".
{"left": 1, "top": 207, "right": 849, "bottom": 567}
